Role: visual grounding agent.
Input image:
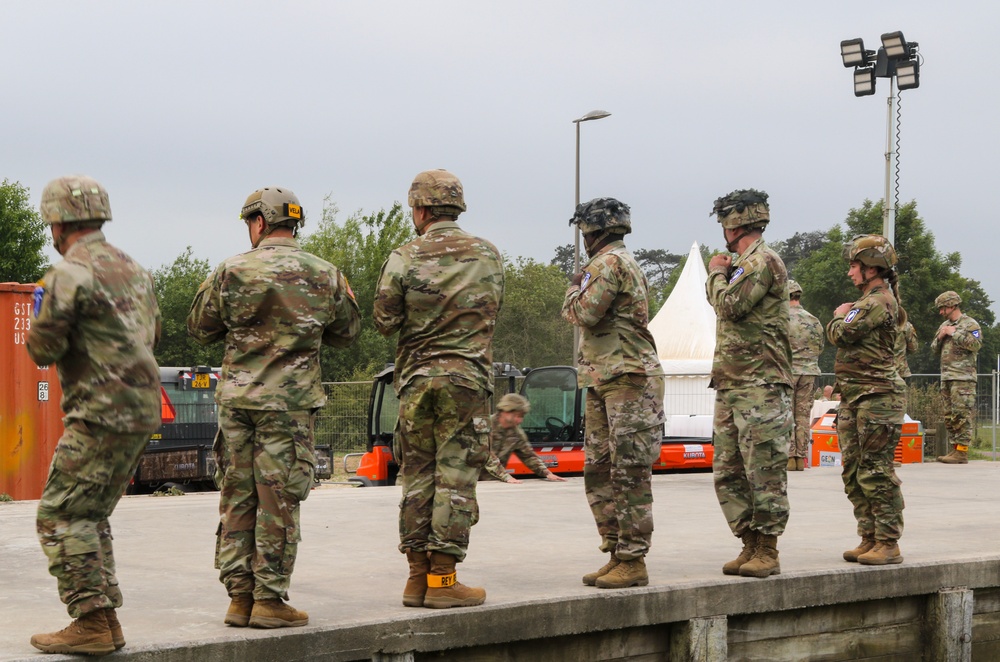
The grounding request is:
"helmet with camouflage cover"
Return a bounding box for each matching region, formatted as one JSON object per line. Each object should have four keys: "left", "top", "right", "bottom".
{"left": 711, "top": 189, "right": 769, "bottom": 230}
{"left": 568, "top": 197, "right": 632, "bottom": 235}
{"left": 842, "top": 234, "right": 897, "bottom": 270}
{"left": 240, "top": 186, "right": 305, "bottom": 230}
{"left": 408, "top": 169, "right": 466, "bottom": 216}
{"left": 788, "top": 279, "right": 803, "bottom": 297}
{"left": 40, "top": 175, "right": 112, "bottom": 224}
{"left": 934, "top": 291, "right": 961, "bottom": 308}
{"left": 497, "top": 393, "right": 531, "bottom": 414}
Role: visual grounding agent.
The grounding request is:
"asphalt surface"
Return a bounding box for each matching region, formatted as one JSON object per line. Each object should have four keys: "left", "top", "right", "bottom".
{"left": 2, "top": 460, "right": 999, "bottom": 660}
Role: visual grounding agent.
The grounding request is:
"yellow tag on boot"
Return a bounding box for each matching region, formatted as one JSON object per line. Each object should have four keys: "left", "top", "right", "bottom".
{"left": 427, "top": 572, "right": 456, "bottom": 588}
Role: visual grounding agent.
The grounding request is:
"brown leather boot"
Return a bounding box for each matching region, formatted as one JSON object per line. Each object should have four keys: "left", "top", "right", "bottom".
{"left": 248, "top": 599, "right": 309, "bottom": 628}
{"left": 582, "top": 553, "right": 620, "bottom": 586}
{"left": 937, "top": 446, "right": 969, "bottom": 464}
{"left": 723, "top": 530, "right": 758, "bottom": 575}
{"left": 843, "top": 535, "right": 876, "bottom": 562}
{"left": 858, "top": 541, "right": 903, "bottom": 565}
{"left": 30, "top": 609, "right": 115, "bottom": 655}
{"left": 104, "top": 608, "right": 125, "bottom": 649}
{"left": 740, "top": 534, "right": 781, "bottom": 578}
{"left": 424, "top": 552, "right": 486, "bottom": 609}
{"left": 224, "top": 594, "right": 255, "bottom": 627}
{"left": 795, "top": 457, "right": 806, "bottom": 471}
{"left": 403, "top": 550, "right": 430, "bottom": 607}
{"left": 786, "top": 457, "right": 797, "bottom": 471}
{"left": 595, "top": 556, "right": 648, "bottom": 588}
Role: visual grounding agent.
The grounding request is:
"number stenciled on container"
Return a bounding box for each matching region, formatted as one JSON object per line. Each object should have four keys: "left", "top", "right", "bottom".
{"left": 38, "top": 381, "right": 49, "bottom": 402}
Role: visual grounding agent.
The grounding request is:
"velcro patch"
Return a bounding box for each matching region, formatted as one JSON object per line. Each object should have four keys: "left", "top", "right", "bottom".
{"left": 427, "top": 572, "right": 456, "bottom": 588}
{"left": 728, "top": 266, "right": 744, "bottom": 284}
{"left": 844, "top": 309, "right": 860, "bottom": 323}
{"left": 580, "top": 272, "right": 592, "bottom": 291}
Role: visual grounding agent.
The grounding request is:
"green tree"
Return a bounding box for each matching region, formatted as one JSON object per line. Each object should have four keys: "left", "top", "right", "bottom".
{"left": 152, "top": 247, "right": 223, "bottom": 368}
{"left": 493, "top": 257, "right": 574, "bottom": 369}
{"left": 771, "top": 230, "right": 826, "bottom": 276}
{"left": 634, "top": 247, "right": 683, "bottom": 316}
{"left": 300, "top": 198, "right": 414, "bottom": 381}
{"left": 550, "top": 243, "right": 574, "bottom": 279}
{"left": 0, "top": 179, "right": 48, "bottom": 283}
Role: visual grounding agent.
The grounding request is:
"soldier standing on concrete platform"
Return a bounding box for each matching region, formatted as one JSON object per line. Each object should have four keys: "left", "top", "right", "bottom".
{"left": 562, "top": 197, "right": 665, "bottom": 590}
{"left": 827, "top": 234, "right": 906, "bottom": 566}
{"left": 480, "top": 394, "right": 567, "bottom": 483}
{"left": 931, "top": 290, "right": 982, "bottom": 464}
{"left": 374, "top": 169, "right": 504, "bottom": 610}
{"left": 786, "top": 279, "right": 823, "bottom": 471}
{"left": 27, "top": 175, "right": 161, "bottom": 655}
{"left": 705, "top": 189, "right": 792, "bottom": 579}
{"left": 188, "top": 186, "right": 360, "bottom": 628}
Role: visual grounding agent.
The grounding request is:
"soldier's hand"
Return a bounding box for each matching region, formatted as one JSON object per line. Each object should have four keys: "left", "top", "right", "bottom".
{"left": 938, "top": 325, "right": 956, "bottom": 340}
{"left": 545, "top": 471, "right": 567, "bottom": 482}
{"left": 708, "top": 254, "right": 731, "bottom": 270}
{"left": 505, "top": 476, "right": 522, "bottom": 485}
{"left": 834, "top": 303, "right": 853, "bottom": 317}
{"left": 570, "top": 272, "right": 584, "bottom": 287}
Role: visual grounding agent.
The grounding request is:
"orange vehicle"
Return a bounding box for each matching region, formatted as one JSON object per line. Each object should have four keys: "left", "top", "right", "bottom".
{"left": 349, "top": 364, "right": 713, "bottom": 487}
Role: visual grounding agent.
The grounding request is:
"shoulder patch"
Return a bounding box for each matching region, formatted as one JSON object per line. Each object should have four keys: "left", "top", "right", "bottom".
{"left": 580, "top": 272, "right": 592, "bottom": 291}
{"left": 844, "top": 308, "right": 860, "bottom": 323}
{"left": 728, "top": 267, "right": 745, "bottom": 284}
{"left": 972, "top": 329, "right": 981, "bottom": 338}
{"left": 32, "top": 281, "right": 46, "bottom": 317}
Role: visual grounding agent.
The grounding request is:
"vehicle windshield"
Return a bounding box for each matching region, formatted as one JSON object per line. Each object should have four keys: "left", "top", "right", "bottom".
{"left": 520, "top": 368, "right": 583, "bottom": 443}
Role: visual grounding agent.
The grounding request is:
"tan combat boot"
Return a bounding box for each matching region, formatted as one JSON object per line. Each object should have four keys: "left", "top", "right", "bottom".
{"left": 403, "top": 550, "right": 430, "bottom": 607}
{"left": 739, "top": 534, "right": 781, "bottom": 578}
{"left": 858, "top": 541, "right": 903, "bottom": 565}
{"left": 104, "top": 608, "right": 125, "bottom": 650}
{"left": 248, "top": 599, "right": 309, "bottom": 628}
{"left": 723, "top": 530, "right": 758, "bottom": 575}
{"left": 596, "top": 556, "right": 648, "bottom": 588}
{"left": 424, "top": 552, "right": 486, "bottom": 609}
{"left": 795, "top": 457, "right": 806, "bottom": 471}
{"left": 224, "top": 594, "right": 255, "bottom": 627}
{"left": 786, "top": 457, "right": 797, "bottom": 471}
{"left": 937, "top": 446, "right": 969, "bottom": 464}
{"left": 583, "top": 553, "right": 620, "bottom": 586}
{"left": 30, "top": 609, "right": 115, "bottom": 655}
{"left": 843, "top": 535, "right": 876, "bottom": 562}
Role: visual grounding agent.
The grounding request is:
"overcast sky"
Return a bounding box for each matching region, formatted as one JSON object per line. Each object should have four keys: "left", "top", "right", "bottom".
{"left": 5, "top": 1, "right": 998, "bottom": 310}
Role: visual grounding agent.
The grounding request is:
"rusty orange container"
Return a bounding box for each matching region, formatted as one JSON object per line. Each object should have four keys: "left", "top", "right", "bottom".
{"left": 0, "top": 283, "right": 64, "bottom": 501}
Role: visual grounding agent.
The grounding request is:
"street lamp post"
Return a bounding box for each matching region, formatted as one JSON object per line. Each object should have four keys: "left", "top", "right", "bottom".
{"left": 572, "top": 109, "right": 611, "bottom": 364}
{"left": 840, "top": 32, "right": 920, "bottom": 244}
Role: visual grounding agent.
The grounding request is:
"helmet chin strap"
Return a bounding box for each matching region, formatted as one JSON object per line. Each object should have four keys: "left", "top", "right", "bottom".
{"left": 585, "top": 230, "right": 613, "bottom": 257}
{"left": 725, "top": 227, "right": 751, "bottom": 253}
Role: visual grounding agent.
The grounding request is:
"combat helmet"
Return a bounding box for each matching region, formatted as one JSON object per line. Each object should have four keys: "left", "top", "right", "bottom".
{"left": 40, "top": 175, "right": 112, "bottom": 224}
{"left": 842, "top": 234, "right": 897, "bottom": 270}
{"left": 568, "top": 197, "right": 631, "bottom": 235}
{"left": 788, "top": 279, "right": 803, "bottom": 298}
{"left": 496, "top": 393, "right": 531, "bottom": 414}
{"left": 711, "top": 189, "right": 769, "bottom": 230}
{"left": 240, "top": 186, "right": 305, "bottom": 231}
{"left": 408, "top": 169, "right": 466, "bottom": 216}
{"left": 935, "top": 291, "right": 962, "bottom": 308}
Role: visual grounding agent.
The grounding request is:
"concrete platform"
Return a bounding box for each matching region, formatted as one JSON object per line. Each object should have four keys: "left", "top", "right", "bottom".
{"left": 2, "top": 462, "right": 999, "bottom": 660}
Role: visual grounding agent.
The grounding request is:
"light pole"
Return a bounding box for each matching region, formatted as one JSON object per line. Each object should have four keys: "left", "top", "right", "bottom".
{"left": 840, "top": 32, "right": 920, "bottom": 244}
{"left": 572, "top": 109, "right": 611, "bottom": 364}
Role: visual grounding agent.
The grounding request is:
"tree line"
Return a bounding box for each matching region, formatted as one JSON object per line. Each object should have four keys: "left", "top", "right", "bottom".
{"left": 2, "top": 177, "right": 995, "bottom": 380}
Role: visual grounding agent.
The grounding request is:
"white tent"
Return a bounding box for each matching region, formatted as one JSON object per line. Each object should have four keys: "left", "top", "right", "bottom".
{"left": 648, "top": 242, "right": 716, "bottom": 431}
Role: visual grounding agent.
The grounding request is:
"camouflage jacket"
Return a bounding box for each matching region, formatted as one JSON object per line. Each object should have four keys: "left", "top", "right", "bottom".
{"left": 187, "top": 236, "right": 360, "bottom": 410}
{"left": 489, "top": 415, "right": 549, "bottom": 477}
{"left": 826, "top": 284, "right": 904, "bottom": 404}
{"left": 931, "top": 313, "right": 982, "bottom": 382}
{"left": 705, "top": 237, "right": 792, "bottom": 390}
{"left": 561, "top": 241, "right": 663, "bottom": 388}
{"left": 373, "top": 221, "right": 504, "bottom": 394}
{"left": 894, "top": 320, "right": 918, "bottom": 379}
{"left": 26, "top": 231, "right": 162, "bottom": 433}
{"left": 789, "top": 304, "right": 823, "bottom": 376}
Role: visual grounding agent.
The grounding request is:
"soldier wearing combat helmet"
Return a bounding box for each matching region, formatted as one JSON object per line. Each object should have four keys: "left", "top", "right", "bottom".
{"left": 188, "top": 185, "right": 360, "bottom": 628}
{"left": 28, "top": 175, "right": 161, "bottom": 654}
{"left": 480, "top": 394, "right": 567, "bottom": 483}
{"left": 931, "top": 290, "right": 982, "bottom": 464}
{"left": 786, "top": 279, "right": 824, "bottom": 471}
{"left": 827, "top": 234, "right": 907, "bottom": 566}
{"left": 562, "top": 197, "right": 665, "bottom": 590}
{"left": 374, "top": 169, "right": 504, "bottom": 610}
{"left": 705, "top": 188, "right": 793, "bottom": 579}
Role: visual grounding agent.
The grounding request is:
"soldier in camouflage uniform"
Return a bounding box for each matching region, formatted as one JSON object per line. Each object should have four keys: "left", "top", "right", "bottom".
{"left": 786, "top": 280, "right": 823, "bottom": 471}
{"left": 27, "top": 176, "right": 161, "bottom": 655}
{"left": 480, "top": 394, "right": 566, "bottom": 482}
{"left": 562, "top": 198, "right": 665, "bottom": 590}
{"left": 931, "top": 290, "right": 982, "bottom": 464}
{"left": 705, "top": 189, "right": 792, "bottom": 579}
{"left": 374, "top": 169, "right": 504, "bottom": 609}
{"left": 827, "top": 235, "right": 906, "bottom": 565}
{"left": 188, "top": 186, "right": 360, "bottom": 628}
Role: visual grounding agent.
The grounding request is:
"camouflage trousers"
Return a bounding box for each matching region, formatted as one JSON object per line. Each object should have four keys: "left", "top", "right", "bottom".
{"left": 584, "top": 374, "right": 665, "bottom": 561}
{"left": 215, "top": 407, "right": 316, "bottom": 601}
{"left": 36, "top": 419, "right": 150, "bottom": 618}
{"left": 941, "top": 380, "right": 977, "bottom": 449}
{"left": 713, "top": 384, "right": 792, "bottom": 538}
{"left": 837, "top": 392, "right": 905, "bottom": 542}
{"left": 396, "top": 376, "right": 491, "bottom": 562}
{"left": 789, "top": 374, "right": 817, "bottom": 458}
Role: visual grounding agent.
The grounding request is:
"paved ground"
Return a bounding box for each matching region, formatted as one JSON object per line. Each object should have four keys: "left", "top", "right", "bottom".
{"left": 1, "top": 460, "right": 999, "bottom": 660}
